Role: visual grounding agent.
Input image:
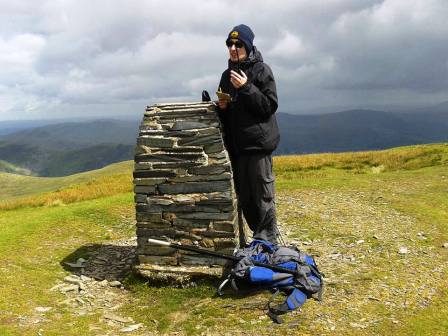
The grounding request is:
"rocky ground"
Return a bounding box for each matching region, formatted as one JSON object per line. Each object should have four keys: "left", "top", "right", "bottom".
{"left": 276, "top": 189, "right": 447, "bottom": 333}
{"left": 33, "top": 189, "right": 447, "bottom": 335}
{"left": 31, "top": 238, "right": 150, "bottom": 335}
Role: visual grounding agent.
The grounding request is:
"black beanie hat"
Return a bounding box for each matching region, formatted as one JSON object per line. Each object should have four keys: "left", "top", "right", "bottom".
{"left": 226, "top": 24, "right": 255, "bottom": 53}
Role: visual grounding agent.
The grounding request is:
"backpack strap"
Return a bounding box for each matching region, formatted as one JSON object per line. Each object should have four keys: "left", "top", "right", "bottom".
{"left": 267, "top": 288, "right": 307, "bottom": 324}
{"left": 267, "top": 289, "right": 288, "bottom": 324}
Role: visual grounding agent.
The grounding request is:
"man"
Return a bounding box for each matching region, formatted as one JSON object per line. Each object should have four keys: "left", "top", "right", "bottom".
{"left": 217, "top": 24, "right": 280, "bottom": 243}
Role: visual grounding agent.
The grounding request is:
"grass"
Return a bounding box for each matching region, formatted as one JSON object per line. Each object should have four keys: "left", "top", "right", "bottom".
{"left": 0, "top": 161, "right": 133, "bottom": 210}
{"left": 0, "top": 160, "right": 133, "bottom": 201}
{"left": 0, "top": 143, "right": 447, "bottom": 335}
{"left": 0, "top": 194, "right": 135, "bottom": 335}
{"left": 274, "top": 143, "right": 448, "bottom": 173}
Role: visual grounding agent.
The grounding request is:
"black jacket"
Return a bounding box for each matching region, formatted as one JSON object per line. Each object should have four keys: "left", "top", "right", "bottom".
{"left": 218, "top": 47, "right": 280, "bottom": 156}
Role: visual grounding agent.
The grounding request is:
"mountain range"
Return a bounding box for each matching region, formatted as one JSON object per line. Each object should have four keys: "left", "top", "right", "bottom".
{"left": 0, "top": 104, "right": 447, "bottom": 176}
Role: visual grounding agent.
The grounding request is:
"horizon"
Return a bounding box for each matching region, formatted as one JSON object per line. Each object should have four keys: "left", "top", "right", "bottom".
{"left": 1, "top": 99, "right": 448, "bottom": 123}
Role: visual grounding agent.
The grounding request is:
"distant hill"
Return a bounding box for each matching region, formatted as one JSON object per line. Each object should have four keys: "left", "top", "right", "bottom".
{"left": 0, "top": 105, "right": 447, "bottom": 176}
{"left": 275, "top": 108, "right": 448, "bottom": 154}
{"left": 1, "top": 119, "right": 139, "bottom": 151}
{"left": 0, "top": 119, "right": 138, "bottom": 176}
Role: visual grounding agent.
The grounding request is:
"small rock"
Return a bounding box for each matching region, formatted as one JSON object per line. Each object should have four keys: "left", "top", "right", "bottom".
{"left": 64, "top": 258, "right": 86, "bottom": 268}
{"left": 120, "top": 323, "right": 144, "bottom": 333}
{"left": 80, "top": 275, "right": 92, "bottom": 281}
{"left": 35, "top": 307, "right": 52, "bottom": 313}
{"left": 109, "top": 281, "right": 122, "bottom": 287}
{"left": 60, "top": 284, "right": 79, "bottom": 293}
{"left": 104, "top": 313, "right": 133, "bottom": 323}
{"left": 64, "top": 275, "right": 81, "bottom": 285}
{"left": 350, "top": 322, "right": 367, "bottom": 329}
{"left": 356, "top": 239, "right": 365, "bottom": 245}
{"left": 50, "top": 283, "right": 65, "bottom": 292}
{"left": 76, "top": 298, "right": 85, "bottom": 305}
{"left": 98, "top": 280, "right": 109, "bottom": 287}
{"left": 398, "top": 247, "right": 409, "bottom": 255}
{"left": 442, "top": 242, "right": 448, "bottom": 248}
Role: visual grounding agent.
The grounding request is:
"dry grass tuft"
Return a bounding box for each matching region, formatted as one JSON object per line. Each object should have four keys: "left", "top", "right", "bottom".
{"left": 0, "top": 174, "right": 132, "bottom": 211}
{"left": 274, "top": 143, "right": 448, "bottom": 173}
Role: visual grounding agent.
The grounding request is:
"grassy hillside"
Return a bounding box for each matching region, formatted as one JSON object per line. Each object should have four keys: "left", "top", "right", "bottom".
{"left": 0, "top": 160, "right": 133, "bottom": 203}
{"left": 0, "top": 144, "right": 447, "bottom": 335}
{"left": 2, "top": 119, "right": 138, "bottom": 151}
{"left": 276, "top": 109, "right": 448, "bottom": 154}
{"left": 0, "top": 119, "right": 138, "bottom": 176}
{"left": 0, "top": 142, "right": 134, "bottom": 177}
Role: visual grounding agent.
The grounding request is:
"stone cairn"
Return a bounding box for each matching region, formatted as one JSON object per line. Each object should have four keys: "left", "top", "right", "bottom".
{"left": 133, "top": 102, "right": 239, "bottom": 277}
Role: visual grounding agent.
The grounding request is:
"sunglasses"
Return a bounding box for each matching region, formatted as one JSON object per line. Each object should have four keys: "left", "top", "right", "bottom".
{"left": 226, "top": 40, "right": 244, "bottom": 48}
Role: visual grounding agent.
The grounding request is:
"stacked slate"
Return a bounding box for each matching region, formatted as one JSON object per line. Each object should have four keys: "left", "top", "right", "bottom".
{"left": 134, "top": 102, "right": 238, "bottom": 268}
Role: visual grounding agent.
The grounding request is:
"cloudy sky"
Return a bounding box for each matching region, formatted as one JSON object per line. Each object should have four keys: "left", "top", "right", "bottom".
{"left": 1, "top": 0, "right": 448, "bottom": 120}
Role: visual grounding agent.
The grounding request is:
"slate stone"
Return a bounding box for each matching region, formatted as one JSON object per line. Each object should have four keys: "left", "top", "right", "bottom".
{"left": 151, "top": 162, "right": 203, "bottom": 170}
{"left": 178, "top": 134, "right": 220, "bottom": 146}
{"left": 136, "top": 220, "right": 171, "bottom": 229}
{"left": 134, "top": 194, "right": 147, "bottom": 203}
{"left": 158, "top": 181, "right": 230, "bottom": 194}
{"left": 135, "top": 152, "right": 205, "bottom": 163}
{"left": 134, "top": 185, "right": 156, "bottom": 194}
{"left": 204, "top": 142, "right": 225, "bottom": 154}
{"left": 188, "top": 165, "right": 229, "bottom": 175}
{"left": 173, "top": 218, "right": 211, "bottom": 228}
{"left": 134, "top": 212, "right": 163, "bottom": 222}
{"left": 137, "top": 137, "right": 176, "bottom": 148}
{"left": 195, "top": 198, "right": 233, "bottom": 206}
{"left": 136, "top": 228, "right": 202, "bottom": 241}
{"left": 208, "top": 158, "right": 229, "bottom": 166}
{"left": 133, "top": 170, "right": 177, "bottom": 178}
{"left": 168, "top": 173, "right": 231, "bottom": 183}
{"left": 201, "top": 231, "right": 235, "bottom": 238}
{"left": 139, "top": 129, "right": 191, "bottom": 137}
{"left": 138, "top": 255, "right": 178, "bottom": 266}
{"left": 170, "top": 121, "right": 209, "bottom": 131}
{"left": 153, "top": 146, "right": 203, "bottom": 153}
{"left": 149, "top": 110, "right": 208, "bottom": 119}
{"left": 212, "top": 221, "right": 236, "bottom": 232}
{"left": 134, "top": 162, "right": 152, "bottom": 171}
{"left": 196, "top": 128, "right": 220, "bottom": 136}
{"left": 135, "top": 212, "right": 164, "bottom": 223}
{"left": 139, "top": 245, "right": 176, "bottom": 256}
{"left": 133, "top": 178, "right": 166, "bottom": 186}
{"left": 180, "top": 255, "right": 225, "bottom": 266}
{"left": 176, "top": 212, "right": 234, "bottom": 220}
{"left": 152, "top": 102, "right": 210, "bottom": 109}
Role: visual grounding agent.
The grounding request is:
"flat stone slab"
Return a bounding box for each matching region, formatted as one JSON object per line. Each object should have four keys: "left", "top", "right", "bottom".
{"left": 134, "top": 264, "right": 223, "bottom": 287}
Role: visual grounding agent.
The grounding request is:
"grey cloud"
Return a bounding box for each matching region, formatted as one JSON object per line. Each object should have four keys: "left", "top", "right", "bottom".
{"left": 0, "top": 0, "right": 448, "bottom": 120}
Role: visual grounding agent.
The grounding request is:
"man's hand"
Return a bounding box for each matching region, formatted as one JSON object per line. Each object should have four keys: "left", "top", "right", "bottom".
{"left": 230, "top": 70, "right": 247, "bottom": 89}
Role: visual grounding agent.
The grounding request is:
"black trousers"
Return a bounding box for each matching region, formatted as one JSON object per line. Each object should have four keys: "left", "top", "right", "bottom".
{"left": 231, "top": 153, "right": 278, "bottom": 243}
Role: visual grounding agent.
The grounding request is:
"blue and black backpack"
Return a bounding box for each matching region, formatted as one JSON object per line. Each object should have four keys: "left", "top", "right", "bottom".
{"left": 218, "top": 240, "right": 323, "bottom": 324}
